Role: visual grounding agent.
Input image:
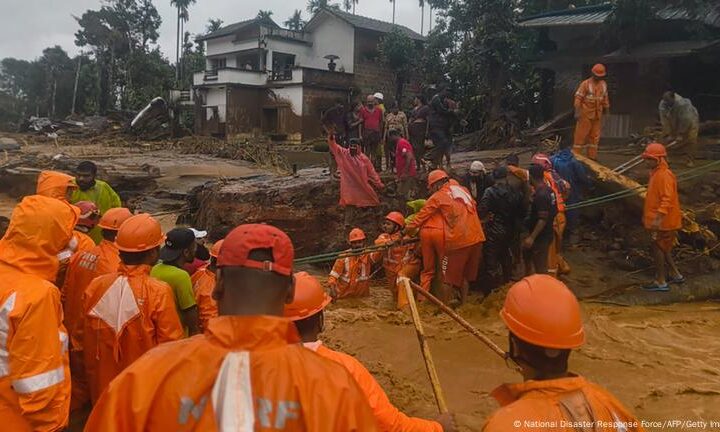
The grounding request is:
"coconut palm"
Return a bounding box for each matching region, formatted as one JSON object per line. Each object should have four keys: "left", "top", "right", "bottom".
{"left": 307, "top": 0, "right": 341, "bottom": 15}
{"left": 257, "top": 10, "right": 274, "bottom": 23}
{"left": 284, "top": 10, "right": 305, "bottom": 30}
{"left": 343, "top": 0, "right": 359, "bottom": 14}
{"left": 206, "top": 18, "right": 224, "bottom": 34}
{"left": 170, "top": 0, "right": 197, "bottom": 82}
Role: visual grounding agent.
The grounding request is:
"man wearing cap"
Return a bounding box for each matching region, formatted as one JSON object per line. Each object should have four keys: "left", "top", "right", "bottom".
{"left": 76, "top": 214, "right": 184, "bottom": 404}
{"left": 463, "top": 161, "right": 493, "bottom": 208}
{"left": 285, "top": 272, "right": 455, "bottom": 431}
{"left": 61, "top": 207, "right": 133, "bottom": 409}
{"left": 483, "top": 275, "right": 643, "bottom": 430}
{"left": 573, "top": 63, "right": 610, "bottom": 160}
{"left": 151, "top": 227, "right": 201, "bottom": 335}
{"left": 184, "top": 228, "right": 211, "bottom": 276}
{"left": 190, "top": 239, "right": 223, "bottom": 332}
{"left": 85, "top": 223, "right": 379, "bottom": 431}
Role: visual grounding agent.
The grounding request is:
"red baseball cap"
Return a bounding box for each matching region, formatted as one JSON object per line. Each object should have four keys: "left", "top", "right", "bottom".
{"left": 217, "top": 224, "right": 294, "bottom": 276}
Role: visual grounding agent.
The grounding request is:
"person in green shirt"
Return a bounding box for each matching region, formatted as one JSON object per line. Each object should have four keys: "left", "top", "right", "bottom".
{"left": 151, "top": 228, "right": 201, "bottom": 336}
{"left": 71, "top": 161, "right": 122, "bottom": 244}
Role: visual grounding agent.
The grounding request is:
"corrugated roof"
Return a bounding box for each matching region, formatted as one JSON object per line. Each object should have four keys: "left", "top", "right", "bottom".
{"left": 518, "top": 4, "right": 611, "bottom": 28}
{"left": 603, "top": 39, "right": 720, "bottom": 61}
{"left": 519, "top": 3, "right": 720, "bottom": 28}
{"left": 197, "top": 18, "right": 280, "bottom": 41}
{"left": 317, "top": 8, "right": 425, "bottom": 41}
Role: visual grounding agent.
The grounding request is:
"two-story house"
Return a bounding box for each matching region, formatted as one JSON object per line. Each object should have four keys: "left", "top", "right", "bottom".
{"left": 193, "top": 9, "right": 424, "bottom": 141}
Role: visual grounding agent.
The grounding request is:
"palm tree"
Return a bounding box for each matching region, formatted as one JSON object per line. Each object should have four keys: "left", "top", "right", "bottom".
{"left": 419, "top": 0, "right": 425, "bottom": 35}
{"left": 284, "top": 10, "right": 305, "bottom": 31}
{"left": 343, "top": 0, "right": 359, "bottom": 14}
{"left": 307, "top": 0, "right": 341, "bottom": 15}
{"left": 257, "top": 10, "right": 274, "bottom": 22}
{"left": 170, "top": 0, "right": 197, "bottom": 83}
{"left": 206, "top": 18, "right": 224, "bottom": 33}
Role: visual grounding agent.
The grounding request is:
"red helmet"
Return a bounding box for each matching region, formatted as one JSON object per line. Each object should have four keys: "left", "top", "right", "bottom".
{"left": 427, "top": 169, "right": 449, "bottom": 188}
{"left": 500, "top": 275, "right": 585, "bottom": 349}
{"left": 284, "top": 272, "right": 331, "bottom": 321}
{"left": 385, "top": 211, "right": 405, "bottom": 229}
{"left": 75, "top": 201, "right": 99, "bottom": 228}
{"left": 591, "top": 63, "right": 607, "bottom": 77}
{"left": 531, "top": 153, "right": 552, "bottom": 171}
{"left": 348, "top": 228, "right": 366, "bottom": 242}
{"left": 641, "top": 142, "right": 667, "bottom": 160}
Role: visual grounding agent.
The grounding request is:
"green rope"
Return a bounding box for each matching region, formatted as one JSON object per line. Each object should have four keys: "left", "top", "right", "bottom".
{"left": 294, "top": 239, "right": 419, "bottom": 265}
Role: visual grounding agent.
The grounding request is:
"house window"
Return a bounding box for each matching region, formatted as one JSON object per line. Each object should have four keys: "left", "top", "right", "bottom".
{"left": 210, "top": 57, "right": 227, "bottom": 71}
{"left": 271, "top": 53, "right": 295, "bottom": 81}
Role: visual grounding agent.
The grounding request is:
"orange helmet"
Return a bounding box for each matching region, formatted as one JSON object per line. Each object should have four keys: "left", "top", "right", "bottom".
{"left": 348, "top": 228, "right": 366, "bottom": 242}
{"left": 75, "top": 201, "right": 99, "bottom": 228}
{"left": 385, "top": 211, "right": 405, "bottom": 229}
{"left": 97, "top": 207, "right": 133, "bottom": 231}
{"left": 115, "top": 213, "right": 164, "bottom": 252}
{"left": 641, "top": 142, "right": 667, "bottom": 160}
{"left": 284, "top": 272, "right": 331, "bottom": 321}
{"left": 591, "top": 63, "right": 606, "bottom": 77}
{"left": 427, "top": 169, "right": 449, "bottom": 188}
{"left": 210, "top": 239, "right": 224, "bottom": 258}
{"left": 500, "top": 275, "right": 585, "bottom": 349}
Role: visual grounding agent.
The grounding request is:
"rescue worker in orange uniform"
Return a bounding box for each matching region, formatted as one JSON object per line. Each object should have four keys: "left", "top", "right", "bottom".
{"left": 0, "top": 195, "right": 80, "bottom": 430}
{"left": 532, "top": 154, "right": 571, "bottom": 276}
{"left": 328, "top": 228, "right": 381, "bottom": 299}
{"left": 483, "top": 275, "right": 644, "bottom": 431}
{"left": 36, "top": 170, "right": 77, "bottom": 202}
{"left": 641, "top": 143, "right": 683, "bottom": 292}
{"left": 75, "top": 213, "right": 184, "bottom": 403}
{"left": 190, "top": 239, "right": 223, "bottom": 332}
{"left": 285, "top": 272, "right": 455, "bottom": 432}
{"left": 85, "top": 223, "right": 378, "bottom": 431}
{"left": 573, "top": 63, "right": 610, "bottom": 160}
{"left": 56, "top": 201, "right": 100, "bottom": 288}
{"left": 62, "top": 207, "right": 132, "bottom": 410}
{"left": 406, "top": 170, "right": 485, "bottom": 304}
{"left": 373, "top": 212, "right": 421, "bottom": 309}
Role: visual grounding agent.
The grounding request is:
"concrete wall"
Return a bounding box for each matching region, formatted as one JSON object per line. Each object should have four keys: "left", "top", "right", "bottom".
{"left": 306, "top": 16, "right": 355, "bottom": 73}
{"left": 206, "top": 87, "right": 227, "bottom": 122}
{"left": 271, "top": 86, "right": 304, "bottom": 116}
{"left": 206, "top": 36, "right": 258, "bottom": 57}
{"left": 226, "top": 86, "right": 265, "bottom": 138}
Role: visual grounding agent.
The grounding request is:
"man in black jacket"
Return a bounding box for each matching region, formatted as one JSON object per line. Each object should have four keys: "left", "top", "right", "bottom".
{"left": 478, "top": 166, "right": 526, "bottom": 295}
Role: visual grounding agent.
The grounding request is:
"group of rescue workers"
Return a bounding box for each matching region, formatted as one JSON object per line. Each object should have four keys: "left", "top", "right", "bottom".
{"left": 0, "top": 63, "right": 688, "bottom": 430}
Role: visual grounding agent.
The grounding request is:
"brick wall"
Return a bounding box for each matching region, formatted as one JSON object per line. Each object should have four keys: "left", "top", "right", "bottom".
{"left": 302, "top": 86, "right": 349, "bottom": 140}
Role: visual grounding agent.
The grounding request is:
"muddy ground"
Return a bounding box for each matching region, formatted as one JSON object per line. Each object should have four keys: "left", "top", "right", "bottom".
{"left": 2, "top": 134, "right": 720, "bottom": 430}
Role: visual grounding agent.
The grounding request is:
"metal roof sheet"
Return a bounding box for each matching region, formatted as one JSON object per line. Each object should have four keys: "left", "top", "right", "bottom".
{"left": 603, "top": 39, "right": 720, "bottom": 61}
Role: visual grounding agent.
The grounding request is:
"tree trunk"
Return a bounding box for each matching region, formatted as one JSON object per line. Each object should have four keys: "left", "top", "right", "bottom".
{"left": 72, "top": 54, "right": 82, "bottom": 115}
{"left": 392, "top": 0, "right": 396, "bottom": 24}
{"left": 176, "top": 7, "right": 181, "bottom": 83}
{"left": 51, "top": 79, "right": 57, "bottom": 118}
{"left": 421, "top": 4, "right": 424, "bottom": 35}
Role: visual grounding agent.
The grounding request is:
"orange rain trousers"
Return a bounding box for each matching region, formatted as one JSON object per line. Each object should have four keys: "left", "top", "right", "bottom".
{"left": 548, "top": 212, "right": 571, "bottom": 276}
{"left": 190, "top": 267, "right": 219, "bottom": 332}
{"left": 419, "top": 227, "right": 445, "bottom": 293}
{"left": 85, "top": 316, "right": 378, "bottom": 431}
{"left": 573, "top": 117, "right": 602, "bottom": 160}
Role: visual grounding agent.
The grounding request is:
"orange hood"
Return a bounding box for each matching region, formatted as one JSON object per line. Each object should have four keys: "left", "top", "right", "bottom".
{"left": 0, "top": 195, "right": 80, "bottom": 281}
{"left": 36, "top": 170, "right": 76, "bottom": 200}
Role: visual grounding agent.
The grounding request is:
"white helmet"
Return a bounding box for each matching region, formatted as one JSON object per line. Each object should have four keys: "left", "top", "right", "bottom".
{"left": 470, "top": 161, "right": 486, "bottom": 174}
{"left": 373, "top": 92, "right": 384, "bottom": 101}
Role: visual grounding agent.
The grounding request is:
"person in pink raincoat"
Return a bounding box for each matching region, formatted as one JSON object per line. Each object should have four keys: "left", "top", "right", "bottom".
{"left": 328, "top": 126, "right": 384, "bottom": 219}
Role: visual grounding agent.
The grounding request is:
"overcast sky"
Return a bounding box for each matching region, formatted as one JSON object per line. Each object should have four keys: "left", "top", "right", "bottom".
{"left": 0, "top": 0, "right": 433, "bottom": 61}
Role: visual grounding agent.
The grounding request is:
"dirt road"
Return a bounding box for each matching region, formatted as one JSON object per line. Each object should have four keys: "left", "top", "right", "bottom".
{"left": 319, "top": 278, "right": 720, "bottom": 431}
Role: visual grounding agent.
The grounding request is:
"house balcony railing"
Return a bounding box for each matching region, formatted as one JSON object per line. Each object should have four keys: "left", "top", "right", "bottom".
{"left": 194, "top": 68, "right": 268, "bottom": 87}
{"left": 260, "top": 26, "right": 311, "bottom": 44}
{"left": 269, "top": 68, "right": 293, "bottom": 82}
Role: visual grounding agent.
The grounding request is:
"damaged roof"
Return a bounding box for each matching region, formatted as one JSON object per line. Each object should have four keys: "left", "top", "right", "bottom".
{"left": 197, "top": 18, "right": 280, "bottom": 41}
{"left": 306, "top": 8, "right": 425, "bottom": 41}
{"left": 519, "top": 3, "right": 720, "bottom": 28}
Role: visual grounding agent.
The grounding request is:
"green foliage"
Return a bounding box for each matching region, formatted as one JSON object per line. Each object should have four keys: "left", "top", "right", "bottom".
{"left": 378, "top": 29, "right": 418, "bottom": 105}
{"left": 206, "top": 18, "right": 224, "bottom": 33}
{"left": 307, "top": 0, "right": 341, "bottom": 15}
{"left": 284, "top": 10, "right": 306, "bottom": 30}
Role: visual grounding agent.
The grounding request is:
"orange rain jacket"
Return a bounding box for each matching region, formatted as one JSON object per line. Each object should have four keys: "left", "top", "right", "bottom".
{"left": 483, "top": 375, "right": 644, "bottom": 431}
{"left": 190, "top": 266, "right": 219, "bottom": 332}
{"left": 36, "top": 171, "right": 75, "bottom": 201}
{"left": 543, "top": 171, "right": 566, "bottom": 213}
{"left": 307, "top": 342, "right": 441, "bottom": 432}
{"left": 407, "top": 181, "right": 485, "bottom": 251}
{"left": 85, "top": 316, "right": 378, "bottom": 431}
{"left": 574, "top": 78, "right": 609, "bottom": 121}
{"left": 329, "top": 251, "right": 380, "bottom": 299}
{"left": 76, "top": 264, "right": 184, "bottom": 403}
{"left": 0, "top": 195, "right": 80, "bottom": 431}
{"left": 643, "top": 160, "right": 682, "bottom": 231}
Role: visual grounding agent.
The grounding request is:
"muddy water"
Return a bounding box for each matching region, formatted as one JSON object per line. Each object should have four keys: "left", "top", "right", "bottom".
{"left": 321, "top": 279, "right": 720, "bottom": 431}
